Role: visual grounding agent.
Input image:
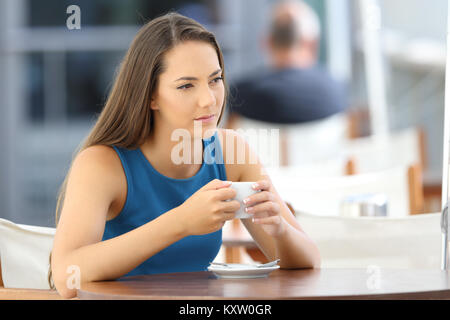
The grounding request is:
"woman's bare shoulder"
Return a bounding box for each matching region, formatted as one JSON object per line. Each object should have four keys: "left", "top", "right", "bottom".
{"left": 73, "top": 145, "right": 123, "bottom": 171}
{"left": 70, "top": 145, "right": 126, "bottom": 196}
{"left": 77, "top": 144, "right": 118, "bottom": 162}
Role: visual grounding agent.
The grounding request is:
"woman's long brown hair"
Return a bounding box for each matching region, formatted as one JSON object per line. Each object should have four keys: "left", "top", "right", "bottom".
{"left": 48, "top": 12, "right": 228, "bottom": 289}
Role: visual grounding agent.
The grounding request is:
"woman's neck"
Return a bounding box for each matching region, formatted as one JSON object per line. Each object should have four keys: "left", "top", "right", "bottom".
{"left": 140, "top": 127, "right": 204, "bottom": 179}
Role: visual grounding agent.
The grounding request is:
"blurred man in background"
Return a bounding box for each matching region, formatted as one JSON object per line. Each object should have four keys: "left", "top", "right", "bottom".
{"left": 228, "top": 0, "right": 346, "bottom": 125}
{"left": 226, "top": 0, "right": 348, "bottom": 165}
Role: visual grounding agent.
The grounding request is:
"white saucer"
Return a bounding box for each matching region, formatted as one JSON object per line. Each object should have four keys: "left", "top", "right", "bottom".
{"left": 207, "top": 263, "right": 280, "bottom": 279}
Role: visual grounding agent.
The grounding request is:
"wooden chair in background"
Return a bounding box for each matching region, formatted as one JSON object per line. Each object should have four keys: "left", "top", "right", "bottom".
{"left": 222, "top": 161, "right": 425, "bottom": 264}
{"left": 340, "top": 127, "right": 427, "bottom": 214}
{"left": 346, "top": 109, "right": 436, "bottom": 212}
{"left": 223, "top": 113, "right": 431, "bottom": 262}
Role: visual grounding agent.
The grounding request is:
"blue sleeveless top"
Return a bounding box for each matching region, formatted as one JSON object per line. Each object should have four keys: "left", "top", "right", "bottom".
{"left": 102, "top": 130, "right": 227, "bottom": 277}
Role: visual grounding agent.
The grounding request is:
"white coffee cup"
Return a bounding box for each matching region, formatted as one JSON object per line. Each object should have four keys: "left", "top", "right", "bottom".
{"left": 230, "top": 182, "right": 260, "bottom": 219}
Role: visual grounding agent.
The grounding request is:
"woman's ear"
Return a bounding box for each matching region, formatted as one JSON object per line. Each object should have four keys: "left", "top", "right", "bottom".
{"left": 150, "top": 98, "right": 159, "bottom": 111}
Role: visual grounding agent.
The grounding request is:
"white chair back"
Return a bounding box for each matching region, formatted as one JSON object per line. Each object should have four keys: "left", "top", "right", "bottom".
{"left": 285, "top": 113, "right": 349, "bottom": 164}
{"left": 270, "top": 166, "right": 410, "bottom": 217}
{"left": 296, "top": 212, "right": 441, "bottom": 269}
{"left": 341, "top": 127, "right": 423, "bottom": 173}
{"left": 265, "top": 156, "right": 349, "bottom": 178}
{"left": 0, "top": 218, "right": 55, "bottom": 289}
{"left": 232, "top": 113, "right": 349, "bottom": 167}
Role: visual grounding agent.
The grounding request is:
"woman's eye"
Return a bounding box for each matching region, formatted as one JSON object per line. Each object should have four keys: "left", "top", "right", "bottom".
{"left": 177, "top": 77, "right": 222, "bottom": 90}
{"left": 211, "top": 76, "right": 223, "bottom": 83}
{"left": 177, "top": 83, "right": 193, "bottom": 90}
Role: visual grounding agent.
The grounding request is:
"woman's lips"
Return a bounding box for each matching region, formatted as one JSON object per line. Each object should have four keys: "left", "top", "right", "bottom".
{"left": 194, "top": 114, "right": 215, "bottom": 122}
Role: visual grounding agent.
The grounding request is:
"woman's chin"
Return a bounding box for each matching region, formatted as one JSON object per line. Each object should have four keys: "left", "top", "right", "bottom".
{"left": 202, "top": 126, "right": 218, "bottom": 139}
{"left": 187, "top": 123, "right": 218, "bottom": 140}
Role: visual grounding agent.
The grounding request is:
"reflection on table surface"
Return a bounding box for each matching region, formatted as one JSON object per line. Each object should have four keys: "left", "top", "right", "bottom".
{"left": 78, "top": 268, "right": 450, "bottom": 300}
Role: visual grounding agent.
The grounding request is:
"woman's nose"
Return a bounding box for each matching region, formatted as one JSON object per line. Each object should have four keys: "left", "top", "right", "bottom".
{"left": 198, "top": 85, "right": 216, "bottom": 108}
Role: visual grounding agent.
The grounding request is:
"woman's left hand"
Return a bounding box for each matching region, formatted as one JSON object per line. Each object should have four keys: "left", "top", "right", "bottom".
{"left": 243, "top": 180, "right": 287, "bottom": 237}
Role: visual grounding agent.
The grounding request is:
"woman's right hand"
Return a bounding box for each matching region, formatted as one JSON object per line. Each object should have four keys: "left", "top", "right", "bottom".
{"left": 176, "top": 179, "right": 240, "bottom": 236}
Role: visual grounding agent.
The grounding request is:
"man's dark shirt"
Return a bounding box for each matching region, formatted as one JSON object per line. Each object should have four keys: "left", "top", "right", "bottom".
{"left": 229, "top": 66, "right": 347, "bottom": 124}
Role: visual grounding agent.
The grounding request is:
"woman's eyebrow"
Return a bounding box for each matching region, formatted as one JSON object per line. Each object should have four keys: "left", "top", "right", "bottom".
{"left": 174, "top": 69, "right": 222, "bottom": 82}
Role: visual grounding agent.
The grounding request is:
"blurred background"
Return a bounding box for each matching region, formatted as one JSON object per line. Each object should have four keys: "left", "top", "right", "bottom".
{"left": 0, "top": 0, "right": 447, "bottom": 227}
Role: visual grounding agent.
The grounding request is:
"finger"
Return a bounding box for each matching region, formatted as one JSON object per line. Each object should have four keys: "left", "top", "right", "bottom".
{"left": 245, "top": 201, "right": 280, "bottom": 216}
{"left": 243, "top": 191, "right": 274, "bottom": 206}
{"left": 202, "top": 179, "right": 232, "bottom": 191}
{"left": 252, "top": 180, "right": 271, "bottom": 192}
{"left": 221, "top": 200, "right": 241, "bottom": 212}
{"left": 252, "top": 215, "right": 282, "bottom": 225}
{"left": 221, "top": 212, "right": 237, "bottom": 222}
{"left": 213, "top": 187, "right": 237, "bottom": 201}
{"left": 216, "top": 220, "right": 226, "bottom": 230}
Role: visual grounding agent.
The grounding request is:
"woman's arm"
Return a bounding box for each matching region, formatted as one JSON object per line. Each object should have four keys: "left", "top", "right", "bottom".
{"left": 240, "top": 178, "right": 321, "bottom": 269}
{"left": 52, "top": 146, "right": 239, "bottom": 299}
{"left": 51, "top": 146, "right": 186, "bottom": 299}
{"left": 220, "top": 129, "right": 321, "bottom": 269}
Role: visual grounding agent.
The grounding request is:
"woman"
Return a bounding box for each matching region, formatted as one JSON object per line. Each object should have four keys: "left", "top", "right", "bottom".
{"left": 51, "top": 12, "right": 320, "bottom": 299}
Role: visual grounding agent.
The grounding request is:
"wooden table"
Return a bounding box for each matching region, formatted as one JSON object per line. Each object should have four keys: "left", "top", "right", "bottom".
{"left": 0, "top": 287, "right": 66, "bottom": 300}
{"left": 77, "top": 268, "right": 450, "bottom": 300}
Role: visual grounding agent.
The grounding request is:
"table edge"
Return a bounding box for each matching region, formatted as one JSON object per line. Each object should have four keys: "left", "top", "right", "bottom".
{"left": 77, "top": 288, "right": 450, "bottom": 300}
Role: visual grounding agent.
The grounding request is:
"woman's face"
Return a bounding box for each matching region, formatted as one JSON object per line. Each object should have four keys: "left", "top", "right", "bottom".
{"left": 151, "top": 40, "right": 225, "bottom": 139}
